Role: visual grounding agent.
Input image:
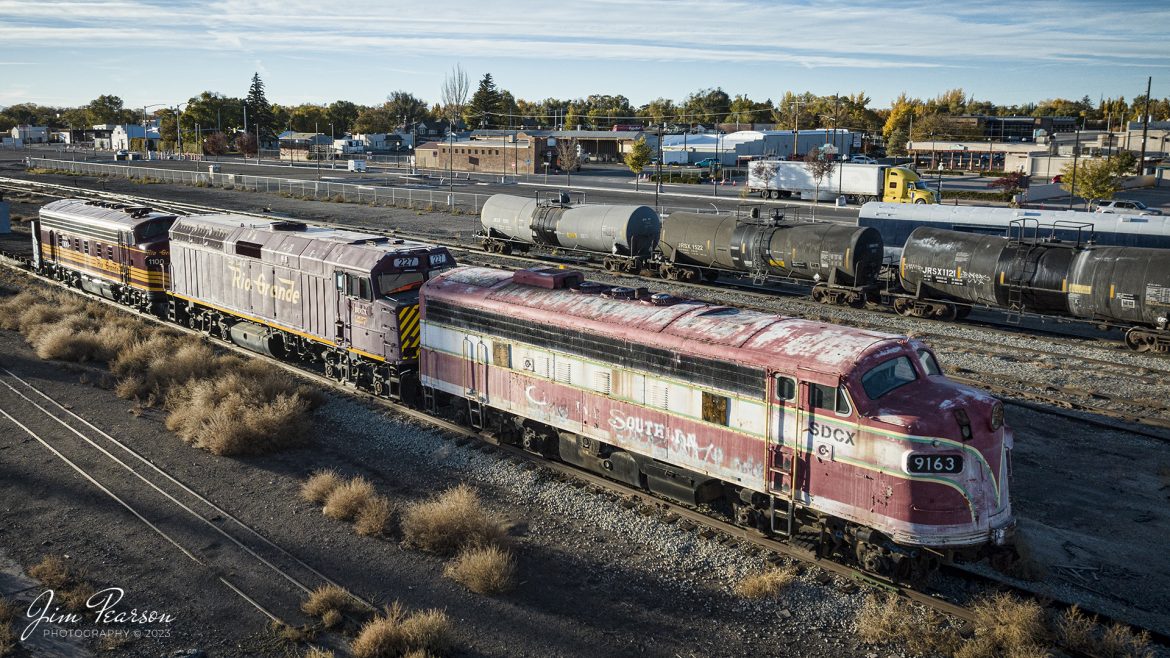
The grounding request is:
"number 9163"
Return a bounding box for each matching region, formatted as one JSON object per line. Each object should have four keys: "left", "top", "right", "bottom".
{"left": 906, "top": 453, "right": 963, "bottom": 474}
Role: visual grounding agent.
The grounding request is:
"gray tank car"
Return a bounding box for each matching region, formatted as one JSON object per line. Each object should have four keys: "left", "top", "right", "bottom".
{"left": 168, "top": 214, "right": 454, "bottom": 398}
{"left": 1066, "top": 247, "right": 1170, "bottom": 351}
{"left": 657, "top": 210, "right": 882, "bottom": 306}
{"left": 898, "top": 226, "right": 1170, "bottom": 351}
{"left": 479, "top": 193, "right": 659, "bottom": 272}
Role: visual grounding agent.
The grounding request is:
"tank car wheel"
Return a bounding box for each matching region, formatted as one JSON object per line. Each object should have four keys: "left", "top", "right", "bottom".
{"left": 659, "top": 264, "right": 678, "bottom": 280}
{"left": 934, "top": 303, "right": 958, "bottom": 322}
{"left": 812, "top": 287, "right": 828, "bottom": 304}
{"left": 1125, "top": 329, "right": 1153, "bottom": 352}
{"left": 603, "top": 258, "right": 618, "bottom": 272}
{"left": 955, "top": 305, "right": 972, "bottom": 320}
{"left": 848, "top": 294, "right": 866, "bottom": 309}
{"left": 701, "top": 269, "right": 719, "bottom": 283}
{"left": 893, "top": 298, "right": 912, "bottom": 316}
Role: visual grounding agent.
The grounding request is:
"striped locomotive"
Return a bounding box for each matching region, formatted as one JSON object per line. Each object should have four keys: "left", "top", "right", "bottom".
{"left": 32, "top": 199, "right": 176, "bottom": 312}
{"left": 166, "top": 214, "right": 453, "bottom": 400}
{"left": 418, "top": 266, "right": 1016, "bottom": 577}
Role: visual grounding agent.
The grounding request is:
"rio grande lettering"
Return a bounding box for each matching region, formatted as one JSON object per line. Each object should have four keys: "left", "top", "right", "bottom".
{"left": 228, "top": 265, "right": 301, "bottom": 304}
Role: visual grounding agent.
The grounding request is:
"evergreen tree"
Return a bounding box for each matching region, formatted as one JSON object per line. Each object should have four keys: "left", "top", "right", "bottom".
{"left": 245, "top": 73, "right": 276, "bottom": 143}
{"left": 465, "top": 73, "right": 502, "bottom": 129}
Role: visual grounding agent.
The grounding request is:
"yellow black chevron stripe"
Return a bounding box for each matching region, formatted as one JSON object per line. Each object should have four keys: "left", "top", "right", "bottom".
{"left": 398, "top": 304, "right": 420, "bottom": 359}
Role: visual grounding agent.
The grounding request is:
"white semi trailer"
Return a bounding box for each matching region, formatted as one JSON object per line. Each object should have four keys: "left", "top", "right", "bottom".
{"left": 747, "top": 160, "right": 938, "bottom": 205}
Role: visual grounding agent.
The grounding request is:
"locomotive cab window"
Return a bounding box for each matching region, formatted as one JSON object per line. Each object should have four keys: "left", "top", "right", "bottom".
{"left": 812, "top": 383, "right": 852, "bottom": 416}
{"left": 701, "top": 391, "right": 729, "bottom": 426}
{"left": 862, "top": 356, "right": 919, "bottom": 400}
{"left": 917, "top": 348, "right": 942, "bottom": 376}
{"left": 347, "top": 275, "right": 372, "bottom": 301}
{"left": 773, "top": 374, "right": 797, "bottom": 402}
{"left": 377, "top": 272, "right": 425, "bottom": 296}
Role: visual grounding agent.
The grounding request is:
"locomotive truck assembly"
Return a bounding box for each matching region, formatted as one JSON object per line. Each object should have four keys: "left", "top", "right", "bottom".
{"left": 20, "top": 197, "right": 1018, "bottom": 580}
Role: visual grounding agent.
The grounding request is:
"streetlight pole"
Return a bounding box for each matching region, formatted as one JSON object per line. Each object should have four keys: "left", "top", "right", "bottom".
{"left": 1068, "top": 129, "right": 1081, "bottom": 210}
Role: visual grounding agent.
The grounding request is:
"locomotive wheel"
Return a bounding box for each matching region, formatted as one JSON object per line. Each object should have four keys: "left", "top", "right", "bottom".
{"left": 373, "top": 377, "right": 385, "bottom": 397}
{"left": 324, "top": 361, "right": 336, "bottom": 380}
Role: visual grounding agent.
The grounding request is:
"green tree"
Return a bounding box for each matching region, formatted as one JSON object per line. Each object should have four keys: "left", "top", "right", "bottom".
{"left": 1060, "top": 157, "right": 1122, "bottom": 204}
{"left": 638, "top": 97, "right": 678, "bottom": 127}
{"left": 85, "top": 95, "right": 135, "bottom": 125}
{"left": 327, "top": 100, "right": 360, "bottom": 135}
{"left": 563, "top": 103, "right": 581, "bottom": 131}
{"left": 682, "top": 87, "right": 731, "bottom": 127}
{"left": 465, "top": 73, "right": 502, "bottom": 128}
{"left": 624, "top": 136, "right": 652, "bottom": 191}
{"left": 245, "top": 73, "right": 276, "bottom": 143}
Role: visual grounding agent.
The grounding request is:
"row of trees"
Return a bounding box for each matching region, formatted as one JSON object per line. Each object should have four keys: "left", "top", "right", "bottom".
{"left": 4, "top": 72, "right": 1169, "bottom": 152}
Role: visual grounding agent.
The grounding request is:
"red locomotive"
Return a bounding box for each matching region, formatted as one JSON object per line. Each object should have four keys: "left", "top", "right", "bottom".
{"left": 419, "top": 266, "right": 1015, "bottom": 576}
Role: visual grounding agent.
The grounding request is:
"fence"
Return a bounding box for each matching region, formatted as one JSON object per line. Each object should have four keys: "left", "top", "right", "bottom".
{"left": 25, "top": 158, "right": 498, "bottom": 214}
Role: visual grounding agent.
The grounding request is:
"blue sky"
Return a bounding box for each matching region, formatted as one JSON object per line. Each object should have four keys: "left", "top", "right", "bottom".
{"left": 1, "top": 0, "right": 1168, "bottom": 111}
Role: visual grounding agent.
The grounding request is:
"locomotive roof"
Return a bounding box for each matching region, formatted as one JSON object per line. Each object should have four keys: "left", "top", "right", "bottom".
{"left": 170, "top": 213, "right": 448, "bottom": 272}
{"left": 40, "top": 198, "right": 176, "bottom": 230}
{"left": 425, "top": 267, "right": 901, "bottom": 376}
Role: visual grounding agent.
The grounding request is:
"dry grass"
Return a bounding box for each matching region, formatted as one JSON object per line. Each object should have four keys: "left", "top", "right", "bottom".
{"left": 301, "top": 470, "right": 343, "bottom": 504}
{"left": 322, "top": 477, "right": 376, "bottom": 522}
{"left": 351, "top": 602, "right": 452, "bottom": 658}
{"left": 27, "top": 555, "right": 94, "bottom": 613}
{"left": 444, "top": 545, "right": 515, "bottom": 595}
{"left": 1098, "top": 622, "right": 1154, "bottom": 658}
{"left": 164, "top": 362, "right": 321, "bottom": 456}
{"left": 28, "top": 555, "right": 72, "bottom": 589}
{"left": 2, "top": 285, "right": 321, "bottom": 457}
{"left": 971, "top": 592, "right": 1048, "bottom": 650}
{"left": 734, "top": 565, "right": 797, "bottom": 599}
{"left": 303, "top": 648, "right": 335, "bottom": 658}
{"left": 301, "top": 584, "right": 361, "bottom": 621}
{"left": 1056, "top": 605, "right": 1097, "bottom": 652}
{"left": 354, "top": 496, "right": 395, "bottom": 537}
{"left": 0, "top": 597, "right": 16, "bottom": 657}
{"left": 401, "top": 484, "right": 508, "bottom": 556}
{"left": 855, "top": 593, "right": 962, "bottom": 655}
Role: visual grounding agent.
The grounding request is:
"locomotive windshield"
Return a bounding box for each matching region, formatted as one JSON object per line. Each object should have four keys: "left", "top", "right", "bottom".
{"left": 861, "top": 355, "right": 919, "bottom": 399}
{"left": 916, "top": 348, "right": 942, "bottom": 376}
{"left": 134, "top": 218, "right": 175, "bottom": 243}
{"left": 377, "top": 272, "right": 425, "bottom": 295}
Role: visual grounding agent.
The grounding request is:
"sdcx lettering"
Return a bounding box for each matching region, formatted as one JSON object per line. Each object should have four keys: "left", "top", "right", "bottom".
{"left": 809, "top": 422, "right": 855, "bottom": 445}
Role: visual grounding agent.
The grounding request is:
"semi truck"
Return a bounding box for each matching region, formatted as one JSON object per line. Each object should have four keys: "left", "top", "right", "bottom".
{"left": 748, "top": 160, "right": 939, "bottom": 205}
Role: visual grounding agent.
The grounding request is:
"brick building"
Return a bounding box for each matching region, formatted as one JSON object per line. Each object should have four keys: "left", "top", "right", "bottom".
{"left": 414, "top": 135, "right": 546, "bottom": 175}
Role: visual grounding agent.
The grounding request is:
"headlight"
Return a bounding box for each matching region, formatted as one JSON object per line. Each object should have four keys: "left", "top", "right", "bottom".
{"left": 990, "top": 401, "right": 1004, "bottom": 431}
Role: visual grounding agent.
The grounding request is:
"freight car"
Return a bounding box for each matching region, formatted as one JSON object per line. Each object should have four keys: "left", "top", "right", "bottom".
{"left": 32, "top": 199, "right": 177, "bottom": 313}
{"left": 167, "top": 214, "right": 454, "bottom": 398}
{"left": 418, "top": 265, "right": 1016, "bottom": 577}
{"left": 657, "top": 208, "right": 882, "bottom": 306}
{"left": 478, "top": 193, "right": 660, "bottom": 273}
{"left": 898, "top": 226, "right": 1170, "bottom": 351}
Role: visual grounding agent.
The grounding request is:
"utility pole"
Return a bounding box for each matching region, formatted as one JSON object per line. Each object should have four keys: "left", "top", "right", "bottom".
{"left": 1069, "top": 129, "right": 1081, "bottom": 210}
{"left": 655, "top": 123, "right": 663, "bottom": 209}
{"left": 1137, "top": 76, "right": 1152, "bottom": 175}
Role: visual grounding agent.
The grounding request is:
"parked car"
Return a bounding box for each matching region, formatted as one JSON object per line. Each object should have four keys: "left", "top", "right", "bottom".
{"left": 850, "top": 155, "right": 878, "bottom": 164}
{"left": 694, "top": 158, "right": 721, "bottom": 168}
{"left": 1094, "top": 199, "right": 1163, "bottom": 216}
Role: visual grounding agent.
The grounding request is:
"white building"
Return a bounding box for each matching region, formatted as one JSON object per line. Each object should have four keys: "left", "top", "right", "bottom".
{"left": 10, "top": 125, "right": 48, "bottom": 143}
{"left": 111, "top": 125, "right": 161, "bottom": 151}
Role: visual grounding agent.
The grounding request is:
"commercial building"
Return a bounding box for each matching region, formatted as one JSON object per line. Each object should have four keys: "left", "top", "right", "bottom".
{"left": 415, "top": 135, "right": 542, "bottom": 175}
{"left": 278, "top": 132, "right": 333, "bottom": 161}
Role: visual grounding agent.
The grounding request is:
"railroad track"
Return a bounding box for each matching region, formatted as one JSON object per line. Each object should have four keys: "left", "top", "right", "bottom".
{"left": 4, "top": 177, "right": 1170, "bottom": 440}
{"left": 0, "top": 361, "right": 374, "bottom": 628}
{"left": 2, "top": 258, "right": 1167, "bottom": 654}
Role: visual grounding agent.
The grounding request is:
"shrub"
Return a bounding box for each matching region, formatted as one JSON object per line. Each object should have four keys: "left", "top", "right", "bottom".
{"left": 301, "top": 470, "right": 343, "bottom": 505}
{"left": 401, "top": 484, "right": 507, "bottom": 556}
{"left": 303, "top": 648, "right": 335, "bottom": 658}
{"left": 302, "top": 584, "right": 360, "bottom": 620}
{"left": 28, "top": 555, "right": 72, "bottom": 589}
{"left": 969, "top": 592, "right": 1048, "bottom": 654}
{"left": 322, "top": 477, "right": 376, "bottom": 521}
{"left": 351, "top": 603, "right": 451, "bottom": 658}
{"left": 855, "top": 593, "right": 904, "bottom": 644}
{"left": 1098, "top": 622, "right": 1153, "bottom": 658}
{"left": 734, "top": 565, "right": 797, "bottom": 599}
{"left": 1056, "top": 605, "right": 1096, "bottom": 651}
{"left": 444, "top": 545, "right": 515, "bottom": 594}
{"left": 354, "top": 496, "right": 395, "bottom": 537}
{"left": 0, "top": 597, "right": 15, "bottom": 657}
